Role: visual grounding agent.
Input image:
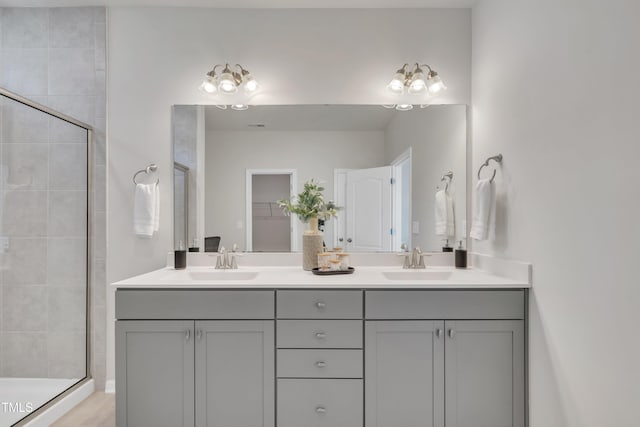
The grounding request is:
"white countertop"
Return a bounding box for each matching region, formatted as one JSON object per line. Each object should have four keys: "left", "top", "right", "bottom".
{"left": 112, "top": 265, "right": 530, "bottom": 289}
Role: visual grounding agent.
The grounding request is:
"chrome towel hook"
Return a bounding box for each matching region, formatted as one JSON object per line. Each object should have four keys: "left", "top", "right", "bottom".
{"left": 477, "top": 154, "right": 503, "bottom": 183}
{"left": 133, "top": 163, "right": 159, "bottom": 185}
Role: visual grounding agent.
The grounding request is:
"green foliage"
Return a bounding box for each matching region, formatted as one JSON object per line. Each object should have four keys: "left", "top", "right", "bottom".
{"left": 277, "top": 180, "right": 341, "bottom": 223}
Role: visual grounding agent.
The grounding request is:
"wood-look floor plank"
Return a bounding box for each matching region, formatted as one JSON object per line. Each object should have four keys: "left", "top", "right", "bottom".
{"left": 51, "top": 392, "right": 115, "bottom": 427}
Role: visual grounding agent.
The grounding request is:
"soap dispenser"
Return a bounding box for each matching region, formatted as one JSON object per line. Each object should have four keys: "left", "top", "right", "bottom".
{"left": 455, "top": 240, "right": 467, "bottom": 269}
{"left": 174, "top": 240, "right": 187, "bottom": 270}
{"left": 442, "top": 239, "right": 453, "bottom": 252}
{"left": 189, "top": 238, "right": 200, "bottom": 252}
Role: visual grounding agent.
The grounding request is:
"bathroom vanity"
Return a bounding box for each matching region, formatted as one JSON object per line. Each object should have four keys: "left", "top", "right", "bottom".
{"left": 113, "top": 260, "right": 530, "bottom": 427}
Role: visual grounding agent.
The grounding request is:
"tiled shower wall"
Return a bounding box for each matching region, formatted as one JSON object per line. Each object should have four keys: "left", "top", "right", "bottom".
{"left": 0, "top": 7, "right": 107, "bottom": 388}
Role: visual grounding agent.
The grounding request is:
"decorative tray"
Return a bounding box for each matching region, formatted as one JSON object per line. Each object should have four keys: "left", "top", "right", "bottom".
{"left": 311, "top": 267, "right": 355, "bottom": 275}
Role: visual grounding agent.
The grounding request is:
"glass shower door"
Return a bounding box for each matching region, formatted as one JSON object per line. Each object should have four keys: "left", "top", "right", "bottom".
{"left": 0, "top": 89, "right": 90, "bottom": 426}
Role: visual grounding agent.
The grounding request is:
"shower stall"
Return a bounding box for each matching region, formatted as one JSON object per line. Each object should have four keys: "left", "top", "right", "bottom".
{"left": 0, "top": 87, "right": 92, "bottom": 426}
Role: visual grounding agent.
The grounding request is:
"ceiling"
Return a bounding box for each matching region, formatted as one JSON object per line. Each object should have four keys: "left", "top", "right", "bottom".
{"left": 1, "top": 0, "right": 476, "bottom": 8}
{"left": 204, "top": 105, "right": 398, "bottom": 132}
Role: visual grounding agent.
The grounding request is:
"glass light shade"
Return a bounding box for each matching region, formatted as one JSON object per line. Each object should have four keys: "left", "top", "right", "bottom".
{"left": 243, "top": 75, "right": 259, "bottom": 93}
{"left": 427, "top": 75, "right": 447, "bottom": 94}
{"left": 386, "top": 72, "right": 406, "bottom": 94}
{"left": 198, "top": 76, "right": 217, "bottom": 94}
{"left": 419, "top": 104, "right": 431, "bottom": 109}
{"left": 215, "top": 105, "right": 228, "bottom": 110}
{"left": 408, "top": 72, "right": 427, "bottom": 94}
{"left": 231, "top": 104, "right": 249, "bottom": 111}
{"left": 395, "top": 104, "right": 413, "bottom": 111}
{"left": 218, "top": 72, "right": 238, "bottom": 94}
{"left": 382, "top": 104, "right": 397, "bottom": 109}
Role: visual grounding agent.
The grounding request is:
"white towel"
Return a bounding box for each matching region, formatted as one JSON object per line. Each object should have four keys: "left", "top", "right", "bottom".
{"left": 434, "top": 190, "right": 455, "bottom": 237}
{"left": 134, "top": 183, "right": 159, "bottom": 237}
{"left": 470, "top": 179, "right": 495, "bottom": 241}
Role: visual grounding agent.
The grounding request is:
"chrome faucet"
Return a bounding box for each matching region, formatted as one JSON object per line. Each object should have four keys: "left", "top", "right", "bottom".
{"left": 400, "top": 246, "right": 428, "bottom": 269}
{"left": 215, "top": 245, "right": 240, "bottom": 269}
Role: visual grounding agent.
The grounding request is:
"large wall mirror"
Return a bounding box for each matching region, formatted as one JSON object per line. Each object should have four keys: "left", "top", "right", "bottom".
{"left": 172, "top": 104, "right": 467, "bottom": 253}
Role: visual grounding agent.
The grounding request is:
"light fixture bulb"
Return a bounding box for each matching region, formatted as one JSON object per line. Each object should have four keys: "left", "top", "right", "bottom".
{"left": 408, "top": 72, "right": 427, "bottom": 94}
{"left": 387, "top": 72, "right": 406, "bottom": 94}
{"left": 198, "top": 71, "right": 217, "bottom": 94}
{"left": 243, "top": 75, "right": 259, "bottom": 93}
{"left": 395, "top": 104, "right": 413, "bottom": 111}
{"left": 218, "top": 65, "right": 238, "bottom": 94}
{"left": 427, "top": 72, "right": 446, "bottom": 94}
{"left": 215, "top": 105, "right": 228, "bottom": 110}
{"left": 231, "top": 104, "right": 249, "bottom": 111}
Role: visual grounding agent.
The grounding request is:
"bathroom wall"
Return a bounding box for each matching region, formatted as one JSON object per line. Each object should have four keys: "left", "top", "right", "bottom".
{"left": 107, "top": 7, "right": 470, "bottom": 384}
{"left": 0, "top": 7, "right": 107, "bottom": 389}
{"left": 472, "top": 1, "right": 640, "bottom": 426}
{"left": 384, "top": 105, "right": 467, "bottom": 250}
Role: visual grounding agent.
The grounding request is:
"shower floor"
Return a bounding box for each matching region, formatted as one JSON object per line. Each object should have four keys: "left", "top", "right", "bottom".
{"left": 0, "top": 378, "right": 78, "bottom": 426}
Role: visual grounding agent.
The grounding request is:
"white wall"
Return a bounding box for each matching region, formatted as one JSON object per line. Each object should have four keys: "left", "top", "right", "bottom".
{"left": 107, "top": 6, "right": 470, "bottom": 386}
{"left": 205, "top": 130, "right": 385, "bottom": 250}
{"left": 472, "top": 1, "right": 640, "bottom": 426}
{"left": 384, "top": 105, "right": 467, "bottom": 250}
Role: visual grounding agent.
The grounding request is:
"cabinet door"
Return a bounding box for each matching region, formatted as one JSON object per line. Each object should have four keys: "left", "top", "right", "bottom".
{"left": 365, "top": 321, "right": 445, "bottom": 427}
{"left": 115, "top": 320, "right": 195, "bottom": 427}
{"left": 195, "top": 321, "right": 275, "bottom": 427}
{"left": 445, "top": 320, "right": 524, "bottom": 427}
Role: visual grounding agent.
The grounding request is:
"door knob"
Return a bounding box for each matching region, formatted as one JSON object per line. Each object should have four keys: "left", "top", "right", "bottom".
{"left": 338, "top": 238, "right": 344, "bottom": 242}
{"left": 347, "top": 238, "right": 353, "bottom": 243}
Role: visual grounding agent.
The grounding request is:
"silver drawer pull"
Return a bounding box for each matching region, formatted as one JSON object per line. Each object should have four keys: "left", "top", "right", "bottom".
{"left": 449, "top": 329, "right": 455, "bottom": 338}
{"left": 436, "top": 329, "right": 443, "bottom": 339}
{"left": 196, "top": 329, "right": 202, "bottom": 341}
{"left": 315, "top": 301, "right": 327, "bottom": 309}
{"left": 315, "top": 332, "right": 327, "bottom": 339}
{"left": 185, "top": 330, "right": 190, "bottom": 341}
{"left": 315, "top": 406, "right": 327, "bottom": 414}
{"left": 315, "top": 361, "right": 327, "bottom": 368}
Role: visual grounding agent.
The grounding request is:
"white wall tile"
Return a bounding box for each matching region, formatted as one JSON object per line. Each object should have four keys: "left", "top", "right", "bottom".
{"left": 1, "top": 190, "right": 48, "bottom": 237}
{"left": 49, "top": 143, "right": 87, "bottom": 190}
{"left": 48, "top": 190, "right": 87, "bottom": 237}
{"left": 47, "top": 287, "right": 86, "bottom": 332}
{"left": 1, "top": 143, "right": 49, "bottom": 190}
{"left": 0, "top": 48, "right": 48, "bottom": 96}
{"left": 47, "top": 238, "right": 87, "bottom": 286}
{"left": 47, "top": 332, "right": 86, "bottom": 379}
{"left": 1, "top": 238, "right": 47, "bottom": 285}
{"left": 48, "top": 48, "right": 95, "bottom": 95}
{"left": 2, "top": 285, "right": 48, "bottom": 332}
{"left": 1, "top": 95, "right": 49, "bottom": 143}
{"left": 1, "top": 332, "right": 48, "bottom": 377}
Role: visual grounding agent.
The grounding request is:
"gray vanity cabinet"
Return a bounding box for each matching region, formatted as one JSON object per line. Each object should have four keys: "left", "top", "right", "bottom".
{"left": 444, "top": 320, "right": 524, "bottom": 427}
{"left": 195, "top": 320, "right": 275, "bottom": 427}
{"left": 115, "top": 320, "right": 195, "bottom": 427}
{"left": 115, "top": 289, "right": 276, "bottom": 427}
{"left": 365, "top": 321, "right": 445, "bottom": 427}
{"left": 364, "top": 290, "right": 526, "bottom": 427}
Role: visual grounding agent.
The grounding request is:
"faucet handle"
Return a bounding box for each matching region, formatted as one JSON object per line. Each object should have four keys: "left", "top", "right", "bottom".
{"left": 231, "top": 256, "right": 238, "bottom": 269}
{"left": 215, "top": 255, "right": 223, "bottom": 269}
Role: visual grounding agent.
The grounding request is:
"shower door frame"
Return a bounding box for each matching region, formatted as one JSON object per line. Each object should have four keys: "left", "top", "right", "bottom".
{"left": 0, "top": 87, "right": 94, "bottom": 426}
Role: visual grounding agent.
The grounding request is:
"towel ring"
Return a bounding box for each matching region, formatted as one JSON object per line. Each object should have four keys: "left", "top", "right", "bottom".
{"left": 441, "top": 171, "right": 453, "bottom": 191}
{"left": 133, "top": 164, "right": 159, "bottom": 185}
{"left": 477, "top": 154, "right": 503, "bottom": 183}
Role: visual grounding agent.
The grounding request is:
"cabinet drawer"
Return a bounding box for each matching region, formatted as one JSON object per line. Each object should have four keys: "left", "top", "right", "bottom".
{"left": 277, "top": 291, "right": 362, "bottom": 319}
{"left": 277, "top": 320, "right": 362, "bottom": 348}
{"left": 278, "top": 379, "right": 363, "bottom": 427}
{"left": 115, "top": 290, "right": 275, "bottom": 319}
{"left": 365, "top": 290, "right": 525, "bottom": 320}
{"left": 278, "top": 350, "right": 362, "bottom": 378}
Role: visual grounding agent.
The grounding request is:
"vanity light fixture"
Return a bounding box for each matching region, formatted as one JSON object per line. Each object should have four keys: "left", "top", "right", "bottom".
{"left": 198, "top": 63, "right": 260, "bottom": 96}
{"left": 386, "top": 63, "right": 447, "bottom": 96}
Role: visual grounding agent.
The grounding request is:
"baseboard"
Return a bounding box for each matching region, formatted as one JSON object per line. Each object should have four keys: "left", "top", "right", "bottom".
{"left": 23, "top": 379, "right": 94, "bottom": 427}
{"left": 104, "top": 380, "right": 115, "bottom": 394}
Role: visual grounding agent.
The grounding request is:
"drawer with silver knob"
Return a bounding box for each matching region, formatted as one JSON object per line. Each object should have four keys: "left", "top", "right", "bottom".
{"left": 277, "top": 349, "right": 362, "bottom": 378}
{"left": 277, "top": 379, "right": 363, "bottom": 427}
{"left": 277, "top": 290, "right": 362, "bottom": 319}
{"left": 277, "top": 320, "right": 362, "bottom": 349}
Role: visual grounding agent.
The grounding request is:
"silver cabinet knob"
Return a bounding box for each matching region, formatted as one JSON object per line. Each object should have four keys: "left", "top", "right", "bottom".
{"left": 315, "top": 361, "right": 327, "bottom": 368}
{"left": 347, "top": 238, "right": 353, "bottom": 243}
{"left": 196, "top": 330, "right": 202, "bottom": 341}
{"left": 315, "top": 332, "right": 327, "bottom": 339}
{"left": 436, "top": 329, "right": 443, "bottom": 338}
{"left": 315, "top": 406, "right": 327, "bottom": 414}
{"left": 185, "top": 330, "right": 191, "bottom": 341}
{"left": 315, "top": 301, "right": 327, "bottom": 309}
{"left": 449, "top": 329, "right": 455, "bottom": 338}
{"left": 338, "top": 237, "right": 344, "bottom": 242}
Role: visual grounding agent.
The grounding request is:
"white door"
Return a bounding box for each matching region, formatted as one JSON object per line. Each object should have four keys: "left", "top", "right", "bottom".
{"left": 345, "top": 166, "right": 393, "bottom": 252}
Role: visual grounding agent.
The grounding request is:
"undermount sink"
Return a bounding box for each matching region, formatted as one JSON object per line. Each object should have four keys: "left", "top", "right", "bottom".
{"left": 188, "top": 271, "right": 259, "bottom": 281}
{"left": 383, "top": 271, "right": 453, "bottom": 281}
